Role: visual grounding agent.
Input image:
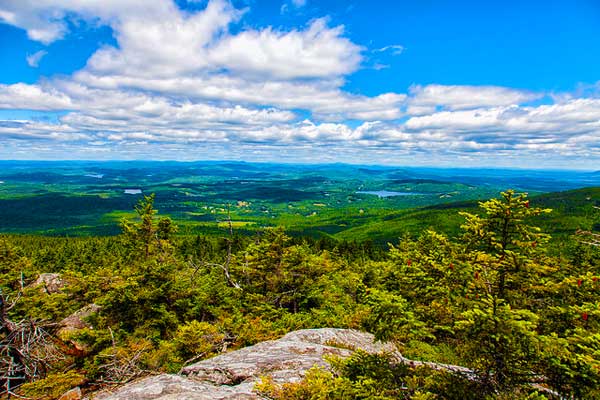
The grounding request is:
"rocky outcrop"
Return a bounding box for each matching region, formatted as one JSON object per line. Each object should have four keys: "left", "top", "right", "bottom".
{"left": 91, "top": 328, "right": 398, "bottom": 400}
{"left": 79, "top": 327, "right": 562, "bottom": 400}
{"left": 58, "top": 304, "right": 101, "bottom": 336}
{"left": 182, "top": 328, "right": 396, "bottom": 386}
{"left": 32, "top": 273, "right": 65, "bottom": 294}
{"left": 58, "top": 304, "right": 101, "bottom": 355}
{"left": 92, "top": 375, "right": 255, "bottom": 400}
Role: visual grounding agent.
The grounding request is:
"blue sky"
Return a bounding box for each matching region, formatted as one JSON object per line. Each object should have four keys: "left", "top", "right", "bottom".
{"left": 0, "top": 0, "right": 599, "bottom": 168}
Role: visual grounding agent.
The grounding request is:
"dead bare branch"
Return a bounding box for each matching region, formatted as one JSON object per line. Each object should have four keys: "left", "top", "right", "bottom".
{"left": 188, "top": 260, "right": 242, "bottom": 290}
{"left": 188, "top": 205, "right": 242, "bottom": 290}
{"left": 96, "top": 339, "right": 149, "bottom": 386}
{"left": 576, "top": 229, "right": 600, "bottom": 247}
{"left": 1, "top": 312, "right": 64, "bottom": 396}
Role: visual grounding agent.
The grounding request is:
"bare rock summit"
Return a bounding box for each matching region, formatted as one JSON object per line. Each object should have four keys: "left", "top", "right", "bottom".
{"left": 91, "top": 328, "right": 397, "bottom": 400}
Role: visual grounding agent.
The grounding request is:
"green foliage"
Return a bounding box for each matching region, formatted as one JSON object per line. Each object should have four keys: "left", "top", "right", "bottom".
{"left": 20, "top": 370, "right": 85, "bottom": 399}
{"left": 256, "top": 352, "right": 409, "bottom": 400}
{"left": 237, "top": 228, "right": 337, "bottom": 312}
{"left": 256, "top": 351, "right": 497, "bottom": 400}
{"left": 364, "top": 289, "right": 431, "bottom": 342}
{"left": 358, "top": 190, "right": 600, "bottom": 397}
{"left": 121, "top": 194, "right": 177, "bottom": 259}
{"left": 453, "top": 191, "right": 551, "bottom": 389}
{"left": 173, "top": 320, "right": 225, "bottom": 360}
{"left": 1, "top": 189, "right": 599, "bottom": 398}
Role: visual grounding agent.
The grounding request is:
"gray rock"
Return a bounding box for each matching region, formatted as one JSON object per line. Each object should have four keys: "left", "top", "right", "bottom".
{"left": 32, "top": 273, "right": 65, "bottom": 294}
{"left": 58, "top": 304, "right": 101, "bottom": 355}
{"left": 91, "top": 375, "right": 254, "bottom": 400}
{"left": 91, "top": 328, "right": 397, "bottom": 400}
{"left": 182, "top": 328, "right": 396, "bottom": 385}
{"left": 59, "top": 303, "right": 101, "bottom": 335}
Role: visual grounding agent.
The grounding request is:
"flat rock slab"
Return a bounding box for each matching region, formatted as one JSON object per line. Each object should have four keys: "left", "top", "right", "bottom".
{"left": 91, "top": 375, "right": 255, "bottom": 400}
{"left": 91, "top": 328, "right": 397, "bottom": 400}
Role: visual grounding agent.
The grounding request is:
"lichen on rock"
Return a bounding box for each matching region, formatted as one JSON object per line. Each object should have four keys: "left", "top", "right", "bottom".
{"left": 90, "top": 328, "right": 397, "bottom": 400}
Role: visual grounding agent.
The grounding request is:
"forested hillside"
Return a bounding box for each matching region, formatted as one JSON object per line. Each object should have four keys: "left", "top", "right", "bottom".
{"left": 1, "top": 161, "right": 599, "bottom": 240}
{"left": 1, "top": 190, "right": 599, "bottom": 399}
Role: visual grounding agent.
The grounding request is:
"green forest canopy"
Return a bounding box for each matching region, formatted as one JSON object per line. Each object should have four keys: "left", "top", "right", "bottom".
{"left": 0, "top": 190, "right": 599, "bottom": 399}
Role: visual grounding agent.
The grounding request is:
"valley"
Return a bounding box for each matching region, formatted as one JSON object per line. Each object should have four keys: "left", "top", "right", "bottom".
{"left": 0, "top": 161, "right": 598, "bottom": 243}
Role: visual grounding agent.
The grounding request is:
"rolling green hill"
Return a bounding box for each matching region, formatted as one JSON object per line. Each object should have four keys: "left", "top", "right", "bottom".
{"left": 332, "top": 187, "right": 600, "bottom": 244}
{"left": 0, "top": 161, "right": 598, "bottom": 245}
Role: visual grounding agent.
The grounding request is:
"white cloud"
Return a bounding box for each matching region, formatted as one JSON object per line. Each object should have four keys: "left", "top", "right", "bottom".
{"left": 0, "top": 0, "right": 598, "bottom": 168}
{"left": 26, "top": 49, "right": 47, "bottom": 67}
{"left": 281, "top": 0, "right": 307, "bottom": 14}
{"left": 405, "top": 98, "right": 600, "bottom": 136}
{"left": 407, "top": 84, "right": 541, "bottom": 114}
{"left": 373, "top": 44, "right": 404, "bottom": 55}
{"left": 0, "top": 119, "right": 87, "bottom": 141}
{"left": 0, "top": 83, "right": 72, "bottom": 110}
{"left": 72, "top": 73, "right": 404, "bottom": 121}
{"left": 2, "top": 1, "right": 360, "bottom": 80}
{"left": 0, "top": 3, "right": 66, "bottom": 44}
{"left": 0, "top": 0, "right": 379, "bottom": 121}
{"left": 83, "top": 0, "right": 240, "bottom": 78}
{"left": 2, "top": 0, "right": 370, "bottom": 119}
{"left": 0, "top": 0, "right": 175, "bottom": 44}
{"left": 208, "top": 18, "right": 362, "bottom": 79}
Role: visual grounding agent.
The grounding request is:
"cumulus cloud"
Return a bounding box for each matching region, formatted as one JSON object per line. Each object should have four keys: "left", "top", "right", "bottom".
{"left": 0, "top": 119, "right": 87, "bottom": 141}
{"left": 83, "top": 0, "right": 240, "bottom": 78}
{"left": 407, "top": 84, "right": 541, "bottom": 114}
{"left": 2, "top": 1, "right": 360, "bottom": 80}
{"left": 0, "top": 0, "right": 598, "bottom": 168}
{"left": 208, "top": 18, "right": 362, "bottom": 79}
{"left": 405, "top": 99, "right": 600, "bottom": 136}
{"left": 0, "top": 0, "right": 179, "bottom": 44}
{"left": 2, "top": 0, "right": 375, "bottom": 120}
{"left": 0, "top": 83, "right": 72, "bottom": 110}
{"left": 0, "top": 3, "right": 66, "bottom": 44}
{"left": 69, "top": 72, "right": 404, "bottom": 121}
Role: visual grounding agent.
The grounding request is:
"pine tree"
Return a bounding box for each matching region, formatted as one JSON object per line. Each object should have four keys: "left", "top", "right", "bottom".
{"left": 456, "top": 190, "right": 551, "bottom": 390}
{"left": 121, "top": 194, "right": 176, "bottom": 259}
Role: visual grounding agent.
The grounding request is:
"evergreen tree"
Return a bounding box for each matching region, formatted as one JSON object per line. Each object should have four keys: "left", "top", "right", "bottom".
{"left": 121, "top": 194, "right": 176, "bottom": 259}
{"left": 456, "top": 190, "right": 551, "bottom": 390}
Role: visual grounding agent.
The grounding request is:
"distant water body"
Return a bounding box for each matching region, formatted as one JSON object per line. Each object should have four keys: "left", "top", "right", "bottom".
{"left": 357, "top": 190, "right": 423, "bottom": 198}
{"left": 124, "top": 189, "right": 142, "bottom": 195}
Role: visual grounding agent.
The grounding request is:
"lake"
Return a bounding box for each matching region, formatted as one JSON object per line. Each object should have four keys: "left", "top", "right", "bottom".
{"left": 124, "top": 189, "right": 142, "bottom": 195}
{"left": 356, "top": 190, "right": 424, "bottom": 198}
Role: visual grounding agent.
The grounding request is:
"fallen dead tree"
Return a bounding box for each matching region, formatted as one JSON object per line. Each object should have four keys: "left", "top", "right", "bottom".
{"left": 0, "top": 289, "right": 64, "bottom": 397}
